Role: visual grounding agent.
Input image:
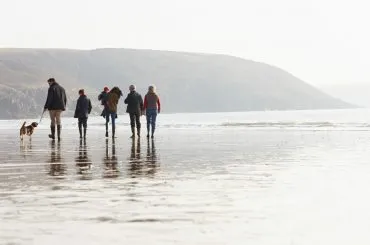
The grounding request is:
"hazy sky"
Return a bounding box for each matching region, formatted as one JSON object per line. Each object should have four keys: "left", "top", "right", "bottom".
{"left": 0, "top": 0, "right": 368, "bottom": 86}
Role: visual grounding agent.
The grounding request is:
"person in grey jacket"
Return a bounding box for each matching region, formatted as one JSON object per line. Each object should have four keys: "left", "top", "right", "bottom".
{"left": 74, "top": 89, "right": 92, "bottom": 139}
{"left": 124, "top": 85, "right": 143, "bottom": 138}
{"left": 44, "top": 78, "right": 67, "bottom": 141}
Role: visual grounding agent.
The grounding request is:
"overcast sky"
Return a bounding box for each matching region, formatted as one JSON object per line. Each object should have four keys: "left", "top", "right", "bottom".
{"left": 0, "top": 0, "right": 368, "bottom": 86}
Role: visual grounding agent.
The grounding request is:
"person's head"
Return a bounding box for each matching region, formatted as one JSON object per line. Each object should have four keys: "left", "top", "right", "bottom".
{"left": 104, "top": 86, "right": 109, "bottom": 92}
{"left": 47, "top": 78, "right": 56, "bottom": 86}
{"left": 129, "top": 85, "right": 136, "bottom": 92}
{"left": 148, "top": 85, "right": 156, "bottom": 93}
{"left": 78, "top": 89, "right": 85, "bottom": 96}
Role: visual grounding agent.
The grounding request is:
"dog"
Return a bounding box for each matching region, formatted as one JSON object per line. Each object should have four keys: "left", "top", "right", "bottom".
{"left": 20, "top": 121, "right": 38, "bottom": 140}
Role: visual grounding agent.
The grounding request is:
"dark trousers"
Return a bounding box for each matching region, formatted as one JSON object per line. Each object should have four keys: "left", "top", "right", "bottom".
{"left": 129, "top": 113, "right": 141, "bottom": 129}
{"left": 78, "top": 117, "right": 87, "bottom": 129}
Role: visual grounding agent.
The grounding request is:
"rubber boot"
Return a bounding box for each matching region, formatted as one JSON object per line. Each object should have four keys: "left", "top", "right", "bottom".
{"left": 49, "top": 126, "right": 55, "bottom": 140}
{"left": 57, "top": 125, "right": 61, "bottom": 141}
{"left": 130, "top": 127, "right": 135, "bottom": 138}
{"left": 79, "top": 125, "right": 82, "bottom": 139}
{"left": 83, "top": 127, "right": 87, "bottom": 139}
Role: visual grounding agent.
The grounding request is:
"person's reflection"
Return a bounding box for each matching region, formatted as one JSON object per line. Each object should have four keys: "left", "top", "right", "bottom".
{"left": 103, "top": 138, "right": 119, "bottom": 178}
{"left": 128, "top": 139, "right": 144, "bottom": 178}
{"left": 145, "top": 138, "right": 159, "bottom": 176}
{"left": 48, "top": 140, "right": 66, "bottom": 177}
{"left": 75, "top": 139, "right": 92, "bottom": 177}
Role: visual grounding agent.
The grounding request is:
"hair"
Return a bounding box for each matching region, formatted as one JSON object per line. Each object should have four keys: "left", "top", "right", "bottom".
{"left": 129, "top": 85, "right": 136, "bottom": 91}
{"left": 148, "top": 85, "right": 156, "bottom": 93}
{"left": 110, "top": 86, "right": 123, "bottom": 96}
{"left": 78, "top": 89, "right": 85, "bottom": 95}
{"left": 47, "top": 78, "right": 56, "bottom": 83}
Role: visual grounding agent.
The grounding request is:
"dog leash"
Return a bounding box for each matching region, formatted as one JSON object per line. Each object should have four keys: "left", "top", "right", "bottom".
{"left": 38, "top": 109, "right": 45, "bottom": 124}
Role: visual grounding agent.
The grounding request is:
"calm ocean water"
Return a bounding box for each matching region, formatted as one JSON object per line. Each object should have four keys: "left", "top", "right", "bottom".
{"left": 1, "top": 109, "right": 370, "bottom": 244}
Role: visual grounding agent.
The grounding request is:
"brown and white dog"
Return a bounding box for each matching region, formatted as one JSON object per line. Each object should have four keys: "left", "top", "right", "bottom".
{"left": 20, "top": 121, "right": 38, "bottom": 140}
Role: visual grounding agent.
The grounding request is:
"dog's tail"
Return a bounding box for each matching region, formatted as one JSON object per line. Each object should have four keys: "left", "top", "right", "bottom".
{"left": 21, "top": 121, "right": 26, "bottom": 128}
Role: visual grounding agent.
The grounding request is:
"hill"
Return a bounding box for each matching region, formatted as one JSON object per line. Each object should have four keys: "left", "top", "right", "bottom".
{"left": 0, "top": 48, "right": 354, "bottom": 119}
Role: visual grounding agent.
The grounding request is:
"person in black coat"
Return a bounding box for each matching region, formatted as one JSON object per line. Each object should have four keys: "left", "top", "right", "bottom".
{"left": 74, "top": 89, "right": 92, "bottom": 139}
{"left": 124, "top": 84, "right": 143, "bottom": 138}
{"left": 44, "top": 78, "right": 67, "bottom": 141}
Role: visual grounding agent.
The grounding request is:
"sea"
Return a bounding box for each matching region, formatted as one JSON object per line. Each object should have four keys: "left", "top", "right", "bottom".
{"left": 1, "top": 108, "right": 370, "bottom": 245}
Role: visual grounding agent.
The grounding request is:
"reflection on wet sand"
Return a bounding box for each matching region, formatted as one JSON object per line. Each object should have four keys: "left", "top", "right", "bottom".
{"left": 145, "top": 138, "right": 159, "bottom": 176}
{"left": 20, "top": 139, "right": 33, "bottom": 159}
{"left": 128, "top": 138, "right": 159, "bottom": 178}
{"left": 75, "top": 139, "right": 92, "bottom": 179}
{"left": 103, "top": 139, "right": 119, "bottom": 178}
{"left": 47, "top": 140, "right": 66, "bottom": 178}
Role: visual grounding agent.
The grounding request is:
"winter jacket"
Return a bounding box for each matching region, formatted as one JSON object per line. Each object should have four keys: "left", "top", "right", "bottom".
{"left": 44, "top": 82, "right": 67, "bottom": 111}
{"left": 143, "top": 92, "right": 161, "bottom": 112}
{"left": 98, "top": 91, "right": 109, "bottom": 106}
{"left": 74, "top": 95, "right": 92, "bottom": 119}
{"left": 124, "top": 91, "right": 143, "bottom": 114}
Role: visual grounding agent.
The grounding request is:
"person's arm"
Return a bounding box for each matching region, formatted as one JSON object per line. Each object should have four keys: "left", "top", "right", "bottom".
{"left": 124, "top": 94, "right": 129, "bottom": 104}
{"left": 44, "top": 87, "right": 53, "bottom": 110}
{"left": 139, "top": 95, "right": 144, "bottom": 110}
{"left": 157, "top": 95, "right": 161, "bottom": 113}
{"left": 143, "top": 95, "right": 148, "bottom": 110}
{"left": 74, "top": 98, "right": 79, "bottom": 118}
{"left": 88, "top": 99, "right": 92, "bottom": 114}
{"left": 63, "top": 88, "right": 67, "bottom": 109}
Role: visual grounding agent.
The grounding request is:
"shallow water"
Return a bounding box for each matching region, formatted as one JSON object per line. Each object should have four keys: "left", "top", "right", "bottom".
{"left": 2, "top": 110, "right": 370, "bottom": 244}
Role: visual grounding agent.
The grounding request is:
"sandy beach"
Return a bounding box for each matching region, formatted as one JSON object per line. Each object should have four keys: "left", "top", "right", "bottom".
{"left": 2, "top": 111, "right": 370, "bottom": 244}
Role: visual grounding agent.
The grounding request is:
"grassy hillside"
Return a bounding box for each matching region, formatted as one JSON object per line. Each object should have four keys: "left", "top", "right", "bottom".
{"left": 0, "top": 48, "right": 353, "bottom": 119}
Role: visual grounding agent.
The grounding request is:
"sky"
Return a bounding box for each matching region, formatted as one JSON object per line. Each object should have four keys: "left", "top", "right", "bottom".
{"left": 0, "top": 0, "right": 368, "bottom": 87}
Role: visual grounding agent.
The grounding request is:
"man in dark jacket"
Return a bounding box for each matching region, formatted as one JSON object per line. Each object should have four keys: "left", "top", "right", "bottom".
{"left": 74, "top": 89, "right": 92, "bottom": 139}
{"left": 124, "top": 84, "right": 143, "bottom": 138}
{"left": 44, "top": 78, "right": 67, "bottom": 141}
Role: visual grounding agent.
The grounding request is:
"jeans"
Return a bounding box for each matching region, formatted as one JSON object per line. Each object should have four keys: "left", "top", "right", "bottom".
{"left": 146, "top": 109, "right": 158, "bottom": 135}
{"left": 105, "top": 112, "right": 117, "bottom": 128}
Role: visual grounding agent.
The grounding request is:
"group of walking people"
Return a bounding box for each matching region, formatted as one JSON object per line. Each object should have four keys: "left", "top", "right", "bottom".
{"left": 43, "top": 78, "right": 161, "bottom": 140}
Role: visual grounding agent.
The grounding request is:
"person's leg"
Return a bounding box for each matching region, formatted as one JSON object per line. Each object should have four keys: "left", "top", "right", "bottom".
{"left": 55, "top": 110, "right": 62, "bottom": 141}
{"left": 49, "top": 110, "right": 56, "bottom": 139}
{"left": 129, "top": 113, "right": 135, "bottom": 138}
{"left": 105, "top": 111, "right": 110, "bottom": 137}
{"left": 151, "top": 110, "right": 158, "bottom": 138}
{"left": 111, "top": 113, "right": 116, "bottom": 138}
{"left": 136, "top": 112, "right": 141, "bottom": 137}
{"left": 83, "top": 117, "right": 87, "bottom": 139}
{"left": 78, "top": 118, "right": 83, "bottom": 138}
{"left": 146, "top": 110, "right": 152, "bottom": 138}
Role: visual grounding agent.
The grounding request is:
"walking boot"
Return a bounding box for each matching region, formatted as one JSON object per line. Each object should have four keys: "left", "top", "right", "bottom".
{"left": 48, "top": 126, "right": 55, "bottom": 140}
{"left": 57, "top": 125, "right": 61, "bottom": 141}
{"left": 130, "top": 127, "right": 135, "bottom": 138}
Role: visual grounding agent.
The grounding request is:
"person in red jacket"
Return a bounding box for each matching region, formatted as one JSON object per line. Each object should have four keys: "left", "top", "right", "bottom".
{"left": 143, "top": 85, "right": 161, "bottom": 138}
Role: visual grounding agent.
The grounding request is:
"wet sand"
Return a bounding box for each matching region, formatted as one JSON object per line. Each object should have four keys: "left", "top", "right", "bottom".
{"left": 1, "top": 126, "right": 370, "bottom": 244}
